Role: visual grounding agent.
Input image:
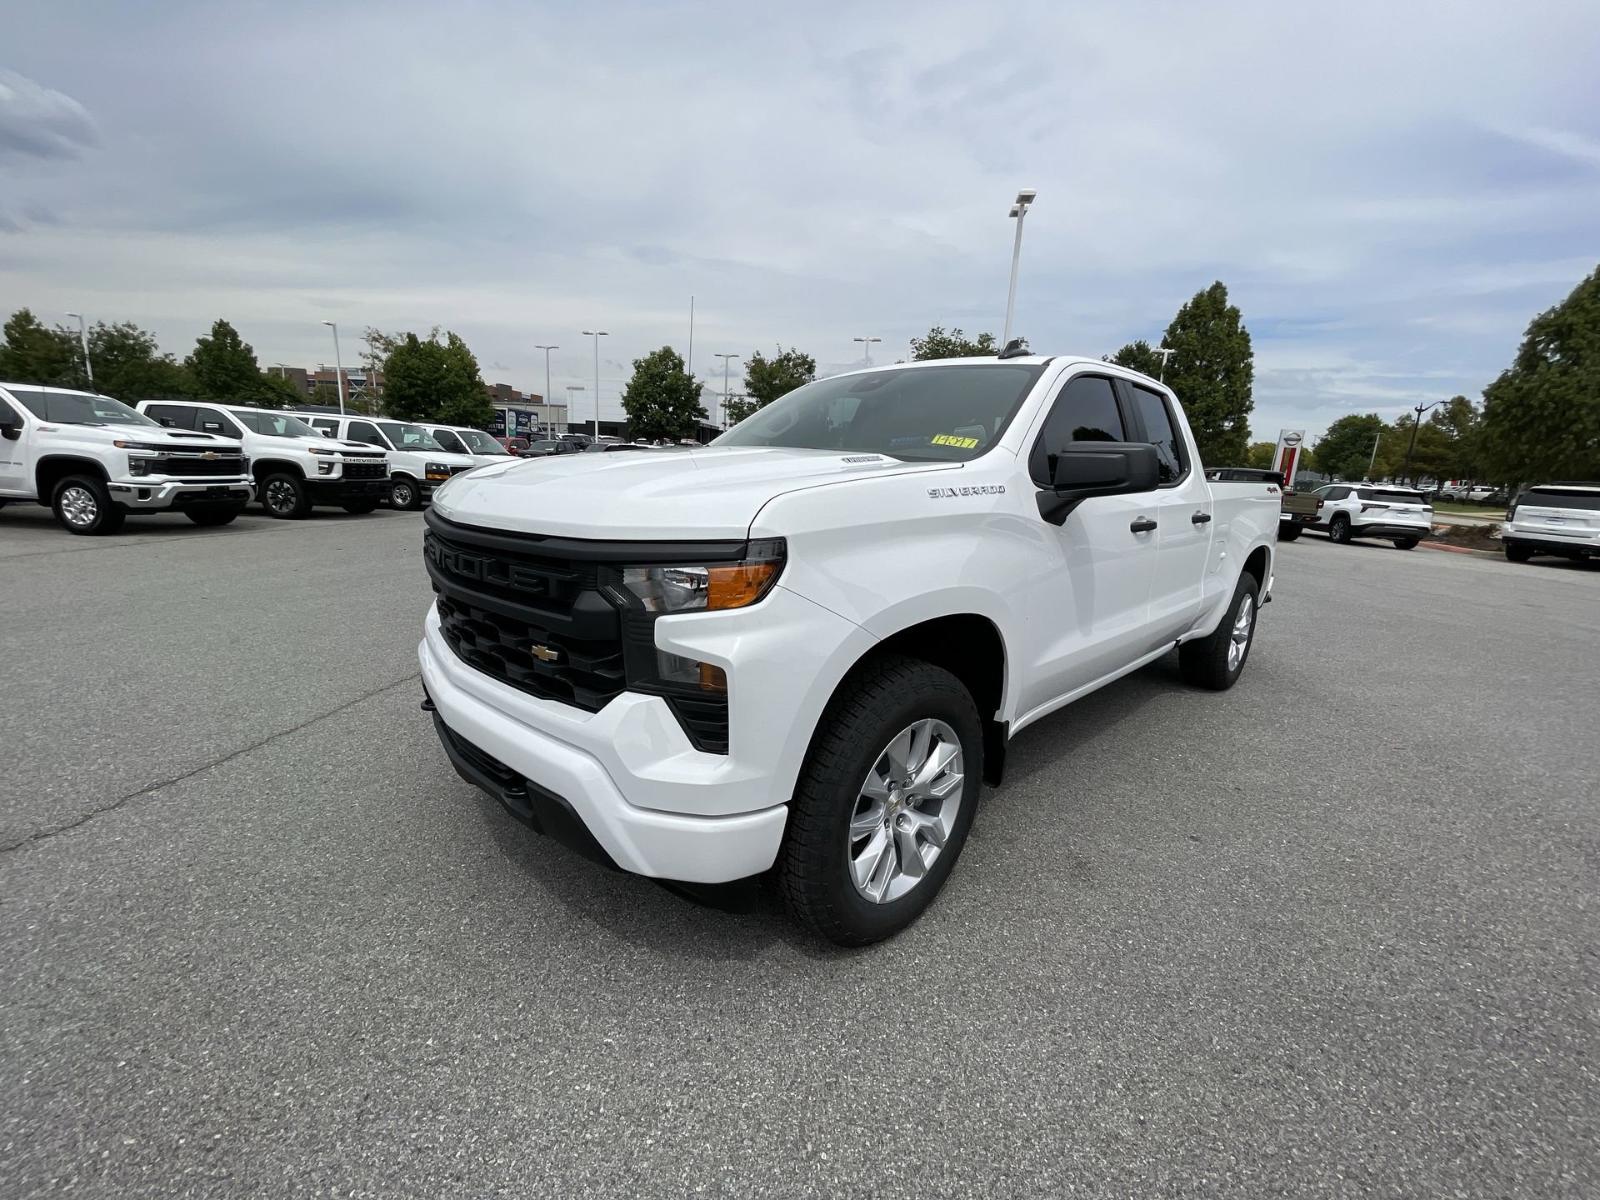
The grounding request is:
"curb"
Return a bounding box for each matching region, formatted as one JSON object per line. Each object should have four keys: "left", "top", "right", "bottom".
{"left": 1420, "top": 541, "right": 1500, "bottom": 558}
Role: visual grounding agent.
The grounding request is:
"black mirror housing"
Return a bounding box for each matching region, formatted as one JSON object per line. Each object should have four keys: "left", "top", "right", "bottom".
{"left": 1038, "top": 442, "right": 1160, "bottom": 525}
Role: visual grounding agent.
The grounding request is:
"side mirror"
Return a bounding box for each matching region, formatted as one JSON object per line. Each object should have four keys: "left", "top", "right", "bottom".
{"left": 1037, "top": 442, "right": 1160, "bottom": 525}
{"left": 0, "top": 416, "right": 21, "bottom": 441}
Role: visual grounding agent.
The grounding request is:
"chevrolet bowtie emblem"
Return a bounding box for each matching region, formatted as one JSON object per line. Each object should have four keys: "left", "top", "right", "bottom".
{"left": 529, "top": 643, "right": 561, "bottom": 663}
{"left": 201, "top": 451, "right": 217, "bottom": 460}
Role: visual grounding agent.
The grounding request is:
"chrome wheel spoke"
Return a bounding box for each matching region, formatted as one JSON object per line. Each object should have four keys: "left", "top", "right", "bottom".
{"left": 901, "top": 806, "right": 948, "bottom": 850}
{"left": 893, "top": 820, "right": 928, "bottom": 878}
{"left": 882, "top": 727, "right": 913, "bottom": 778}
{"left": 909, "top": 739, "right": 958, "bottom": 796}
{"left": 846, "top": 718, "right": 965, "bottom": 905}
{"left": 849, "top": 799, "right": 886, "bottom": 839}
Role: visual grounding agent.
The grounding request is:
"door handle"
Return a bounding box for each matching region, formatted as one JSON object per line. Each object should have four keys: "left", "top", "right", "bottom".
{"left": 1191, "top": 511, "right": 1213, "bottom": 524}
{"left": 1130, "top": 517, "right": 1158, "bottom": 534}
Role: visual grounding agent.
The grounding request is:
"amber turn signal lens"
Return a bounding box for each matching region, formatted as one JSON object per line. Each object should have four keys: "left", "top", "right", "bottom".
{"left": 706, "top": 562, "right": 780, "bottom": 610}
{"left": 698, "top": 663, "right": 728, "bottom": 692}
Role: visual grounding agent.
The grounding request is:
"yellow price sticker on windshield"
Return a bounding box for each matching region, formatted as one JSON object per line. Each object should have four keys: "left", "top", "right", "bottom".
{"left": 931, "top": 434, "right": 980, "bottom": 449}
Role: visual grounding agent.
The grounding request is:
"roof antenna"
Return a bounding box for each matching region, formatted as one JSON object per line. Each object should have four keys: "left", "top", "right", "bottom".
{"left": 997, "top": 337, "right": 1029, "bottom": 360}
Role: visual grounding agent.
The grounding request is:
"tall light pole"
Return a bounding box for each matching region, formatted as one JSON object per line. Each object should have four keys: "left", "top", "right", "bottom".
{"left": 65, "top": 312, "right": 93, "bottom": 389}
{"left": 581, "top": 330, "right": 608, "bottom": 439}
{"left": 1367, "top": 432, "right": 1383, "bottom": 480}
{"left": 852, "top": 336, "right": 881, "bottom": 366}
{"left": 713, "top": 353, "right": 739, "bottom": 428}
{"left": 1401, "top": 399, "right": 1445, "bottom": 485}
{"left": 322, "top": 321, "right": 346, "bottom": 414}
{"left": 1155, "top": 347, "right": 1176, "bottom": 382}
{"left": 1002, "top": 188, "right": 1038, "bottom": 346}
{"left": 534, "top": 344, "right": 558, "bottom": 408}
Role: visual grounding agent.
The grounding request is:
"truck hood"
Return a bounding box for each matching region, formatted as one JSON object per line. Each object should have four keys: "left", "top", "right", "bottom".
{"left": 253, "top": 433, "right": 380, "bottom": 455}
{"left": 430, "top": 446, "right": 948, "bottom": 539}
{"left": 42, "top": 423, "right": 242, "bottom": 450}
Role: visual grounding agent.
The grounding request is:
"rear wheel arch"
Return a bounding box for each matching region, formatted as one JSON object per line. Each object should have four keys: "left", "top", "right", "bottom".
{"left": 1242, "top": 544, "right": 1271, "bottom": 590}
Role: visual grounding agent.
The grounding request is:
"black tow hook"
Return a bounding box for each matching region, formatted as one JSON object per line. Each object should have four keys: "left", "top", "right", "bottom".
{"left": 420, "top": 692, "right": 436, "bottom": 713}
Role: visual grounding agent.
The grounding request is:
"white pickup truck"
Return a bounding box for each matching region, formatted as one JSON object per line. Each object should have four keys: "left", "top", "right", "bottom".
{"left": 418, "top": 355, "right": 1279, "bottom": 943}
{"left": 0, "top": 383, "right": 253, "bottom": 534}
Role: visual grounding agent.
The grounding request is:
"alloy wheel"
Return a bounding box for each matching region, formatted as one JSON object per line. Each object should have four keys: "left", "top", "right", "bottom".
{"left": 1228, "top": 594, "right": 1255, "bottom": 672}
{"left": 847, "top": 718, "right": 964, "bottom": 905}
{"left": 60, "top": 485, "right": 98, "bottom": 527}
{"left": 265, "top": 479, "right": 296, "bottom": 513}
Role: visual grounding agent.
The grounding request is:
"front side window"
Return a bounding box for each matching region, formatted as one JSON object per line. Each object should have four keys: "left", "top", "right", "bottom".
{"left": 376, "top": 421, "right": 443, "bottom": 452}
{"left": 232, "top": 409, "right": 319, "bottom": 438}
{"left": 457, "top": 429, "right": 508, "bottom": 455}
{"left": 714, "top": 364, "right": 1046, "bottom": 462}
{"left": 347, "top": 420, "right": 387, "bottom": 448}
{"left": 194, "top": 407, "right": 243, "bottom": 438}
{"left": 1126, "top": 384, "right": 1186, "bottom": 483}
{"left": 1029, "top": 375, "right": 1128, "bottom": 486}
{"left": 6, "top": 388, "right": 159, "bottom": 427}
{"left": 431, "top": 429, "right": 468, "bottom": 455}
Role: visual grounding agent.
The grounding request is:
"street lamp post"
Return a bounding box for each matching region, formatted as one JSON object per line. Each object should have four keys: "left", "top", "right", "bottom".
{"left": 1155, "top": 347, "right": 1176, "bottom": 382}
{"left": 64, "top": 312, "right": 93, "bottom": 389}
{"left": 1367, "top": 432, "right": 1383, "bottom": 480}
{"left": 322, "top": 321, "right": 346, "bottom": 414}
{"left": 1001, "top": 189, "right": 1038, "bottom": 346}
{"left": 581, "top": 330, "right": 608, "bottom": 439}
{"left": 852, "top": 336, "right": 881, "bottom": 366}
{"left": 1401, "top": 400, "right": 1445, "bottom": 485}
{"left": 534, "top": 344, "right": 558, "bottom": 409}
{"left": 713, "top": 353, "right": 739, "bottom": 428}
{"left": 565, "top": 386, "right": 585, "bottom": 437}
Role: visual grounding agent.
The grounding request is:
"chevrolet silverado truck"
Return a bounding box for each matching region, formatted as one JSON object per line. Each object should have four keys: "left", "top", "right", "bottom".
{"left": 0, "top": 383, "right": 252, "bottom": 534}
{"left": 418, "top": 356, "right": 1279, "bottom": 944}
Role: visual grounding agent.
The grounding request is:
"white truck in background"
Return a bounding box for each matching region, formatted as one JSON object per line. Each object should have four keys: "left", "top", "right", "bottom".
{"left": 418, "top": 354, "right": 1279, "bottom": 944}
{"left": 0, "top": 383, "right": 252, "bottom": 534}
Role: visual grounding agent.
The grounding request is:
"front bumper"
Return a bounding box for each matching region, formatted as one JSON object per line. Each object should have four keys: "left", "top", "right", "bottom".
{"left": 306, "top": 477, "right": 390, "bottom": 502}
{"left": 417, "top": 584, "right": 876, "bottom": 883}
{"left": 107, "top": 477, "right": 253, "bottom": 509}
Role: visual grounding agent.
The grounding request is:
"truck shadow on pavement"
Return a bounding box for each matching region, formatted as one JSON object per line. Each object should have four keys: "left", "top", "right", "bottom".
{"left": 466, "top": 654, "right": 1184, "bottom": 960}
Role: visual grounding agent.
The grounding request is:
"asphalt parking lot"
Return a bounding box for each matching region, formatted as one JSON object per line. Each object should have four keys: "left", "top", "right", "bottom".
{"left": 2, "top": 504, "right": 1597, "bottom": 1199}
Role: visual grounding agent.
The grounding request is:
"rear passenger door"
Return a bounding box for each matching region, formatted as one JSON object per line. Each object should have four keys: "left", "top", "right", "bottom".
{"left": 1120, "top": 380, "right": 1213, "bottom": 639}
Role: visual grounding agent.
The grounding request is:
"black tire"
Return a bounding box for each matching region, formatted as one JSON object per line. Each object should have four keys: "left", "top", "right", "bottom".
{"left": 1179, "top": 572, "right": 1261, "bottom": 691}
{"left": 51, "top": 474, "right": 125, "bottom": 536}
{"left": 390, "top": 476, "right": 422, "bottom": 511}
{"left": 778, "top": 656, "right": 983, "bottom": 946}
{"left": 1328, "top": 514, "right": 1352, "bottom": 544}
{"left": 1504, "top": 542, "right": 1533, "bottom": 563}
{"left": 185, "top": 504, "right": 244, "bottom": 527}
{"left": 1394, "top": 537, "right": 1419, "bottom": 550}
{"left": 341, "top": 498, "right": 380, "bottom": 515}
{"left": 259, "top": 472, "right": 310, "bottom": 519}
{"left": 1277, "top": 524, "right": 1303, "bottom": 542}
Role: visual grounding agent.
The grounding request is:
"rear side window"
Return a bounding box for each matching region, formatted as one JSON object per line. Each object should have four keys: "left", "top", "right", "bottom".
{"left": 1029, "top": 375, "right": 1127, "bottom": 486}
{"left": 1126, "top": 385, "right": 1186, "bottom": 483}
{"left": 1521, "top": 489, "right": 1600, "bottom": 512}
{"left": 194, "top": 407, "right": 242, "bottom": 437}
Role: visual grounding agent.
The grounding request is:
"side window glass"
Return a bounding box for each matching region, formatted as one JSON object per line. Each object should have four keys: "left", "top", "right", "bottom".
{"left": 1029, "top": 375, "right": 1126, "bottom": 486}
{"left": 1127, "top": 385, "right": 1185, "bottom": 483}
{"left": 309, "top": 419, "right": 337, "bottom": 437}
{"left": 433, "top": 430, "right": 466, "bottom": 454}
{"left": 146, "top": 404, "right": 194, "bottom": 429}
{"left": 195, "top": 407, "right": 239, "bottom": 436}
{"left": 348, "top": 421, "right": 385, "bottom": 447}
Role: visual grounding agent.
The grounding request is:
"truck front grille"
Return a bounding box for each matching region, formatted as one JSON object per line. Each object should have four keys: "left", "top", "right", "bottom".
{"left": 340, "top": 461, "right": 387, "bottom": 479}
{"left": 153, "top": 455, "right": 245, "bottom": 477}
{"left": 432, "top": 592, "right": 626, "bottom": 711}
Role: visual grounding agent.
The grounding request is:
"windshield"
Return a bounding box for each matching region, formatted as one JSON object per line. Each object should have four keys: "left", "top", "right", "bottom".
{"left": 6, "top": 388, "right": 159, "bottom": 427}
{"left": 458, "top": 429, "right": 508, "bottom": 454}
{"left": 232, "top": 409, "right": 319, "bottom": 438}
{"left": 712, "top": 364, "right": 1046, "bottom": 461}
{"left": 377, "top": 421, "right": 443, "bottom": 452}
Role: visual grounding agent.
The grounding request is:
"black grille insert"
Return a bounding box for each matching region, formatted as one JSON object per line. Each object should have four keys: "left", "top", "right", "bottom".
{"left": 341, "top": 460, "right": 386, "bottom": 480}
{"left": 153, "top": 455, "right": 245, "bottom": 478}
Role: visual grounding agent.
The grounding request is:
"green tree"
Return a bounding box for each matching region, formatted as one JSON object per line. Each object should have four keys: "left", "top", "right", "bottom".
{"left": 0, "top": 308, "right": 78, "bottom": 386}
{"left": 1314, "top": 413, "right": 1386, "bottom": 480}
{"left": 1106, "top": 339, "right": 1166, "bottom": 379}
{"left": 911, "top": 326, "right": 998, "bottom": 360}
{"left": 1158, "top": 282, "right": 1254, "bottom": 466}
{"left": 85, "top": 321, "right": 192, "bottom": 400}
{"left": 1244, "top": 441, "right": 1276, "bottom": 470}
{"left": 729, "top": 345, "right": 815, "bottom": 423}
{"left": 377, "top": 328, "right": 492, "bottom": 427}
{"left": 308, "top": 382, "right": 342, "bottom": 407}
{"left": 1428, "top": 395, "right": 1481, "bottom": 479}
{"left": 255, "top": 371, "right": 305, "bottom": 408}
{"left": 186, "top": 319, "right": 265, "bottom": 400}
{"left": 621, "top": 346, "right": 705, "bottom": 442}
{"left": 1479, "top": 268, "right": 1600, "bottom": 483}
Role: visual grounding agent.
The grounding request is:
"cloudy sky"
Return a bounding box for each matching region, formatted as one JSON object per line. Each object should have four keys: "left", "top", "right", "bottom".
{"left": 3, "top": 0, "right": 1597, "bottom": 437}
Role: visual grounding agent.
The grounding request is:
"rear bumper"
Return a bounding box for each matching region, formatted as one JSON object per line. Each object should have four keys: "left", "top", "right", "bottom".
{"left": 107, "top": 477, "right": 253, "bottom": 509}
{"left": 1503, "top": 532, "right": 1599, "bottom": 556}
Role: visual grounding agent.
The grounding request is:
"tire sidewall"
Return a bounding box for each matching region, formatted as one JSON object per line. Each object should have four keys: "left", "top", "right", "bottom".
{"left": 1221, "top": 574, "right": 1260, "bottom": 684}
{"left": 52, "top": 475, "right": 118, "bottom": 535}
{"left": 802, "top": 671, "right": 983, "bottom": 942}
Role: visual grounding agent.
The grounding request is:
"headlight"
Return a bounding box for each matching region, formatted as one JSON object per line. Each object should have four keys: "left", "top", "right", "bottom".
{"left": 425, "top": 462, "right": 451, "bottom": 481}
{"left": 127, "top": 456, "right": 151, "bottom": 476}
{"left": 616, "top": 539, "right": 785, "bottom": 613}
{"left": 308, "top": 445, "right": 335, "bottom": 456}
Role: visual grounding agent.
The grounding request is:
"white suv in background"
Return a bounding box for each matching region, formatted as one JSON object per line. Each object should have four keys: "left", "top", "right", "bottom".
{"left": 419, "top": 423, "right": 519, "bottom": 467}
{"left": 1501, "top": 484, "right": 1600, "bottom": 563}
{"left": 1311, "top": 484, "right": 1434, "bottom": 549}
{"left": 300, "top": 415, "right": 477, "bottom": 510}
{"left": 140, "top": 401, "right": 390, "bottom": 518}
